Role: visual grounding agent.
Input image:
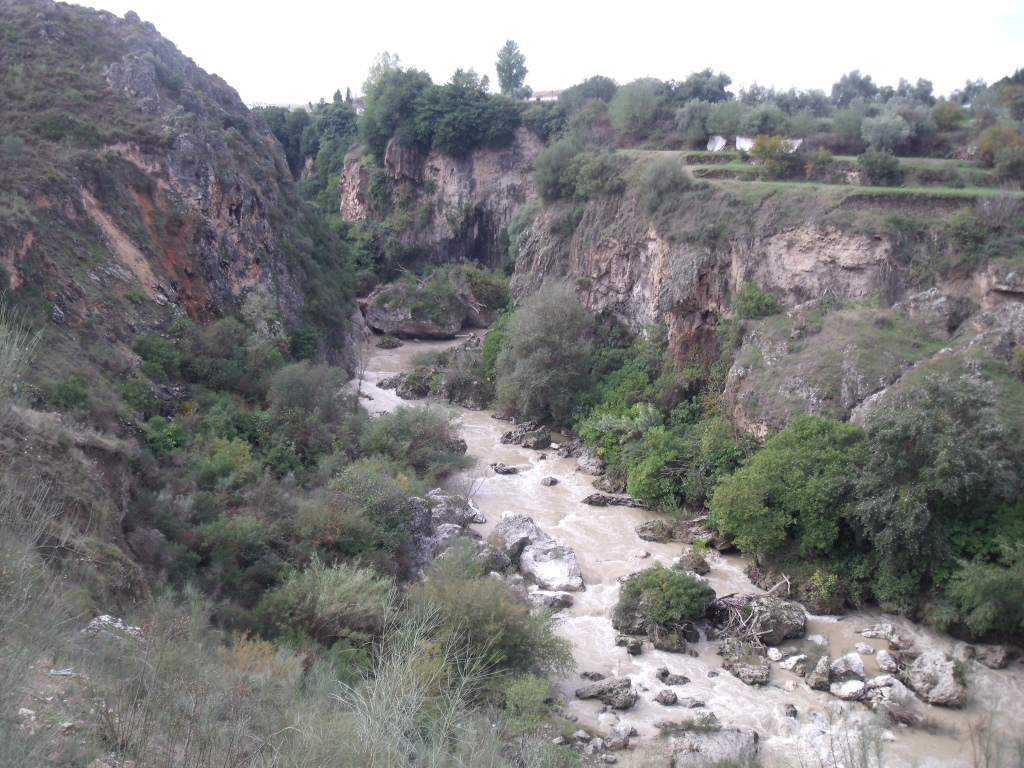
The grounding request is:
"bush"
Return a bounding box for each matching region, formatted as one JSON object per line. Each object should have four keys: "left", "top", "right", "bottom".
{"left": 564, "top": 151, "right": 625, "bottom": 200}
{"left": 532, "top": 138, "right": 580, "bottom": 202}
{"left": 733, "top": 283, "right": 781, "bottom": 319}
{"left": 495, "top": 282, "right": 595, "bottom": 424}
{"left": 948, "top": 543, "right": 1024, "bottom": 637}
{"left": 609, "top": 79, "right": 660, "bottom": 139}
{"left": 146, "top": 415, "right": 189, "bottom": 454}
{"left": 994, "top": 145, "right": 1024, "bottom": 183}
{"left": 750, "top": 134, "right": 795, "bottom": 179}
{"left": 258, "top": 560, "right": 395, "bottom": 647}
{"left": 614, "top": 564, "right": 714, "bottom": 628}
{"left": 858, "top": 149, "right": 904, "bottom": 187}
{"left": 636, "top": 155, "right": 691, "bottom": 218}
{"left": 932, "top": 100, "right": 967, "bottom": 131}
{"left": 861, "top": 114, "right": 911, "bottom": 153}
{"left": 45, "top": 374, "right": 89, "bottom": 409}
{"left": 360, "top": 403, "right": 467, "bottom": 478}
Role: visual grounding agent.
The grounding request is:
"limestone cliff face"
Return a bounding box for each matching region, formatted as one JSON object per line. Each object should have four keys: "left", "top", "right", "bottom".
{"left": 339, "top": 128, "right": 543, "bottom": 267}
{"left": 0, "top": 0, "right": 314, "bottom": 342}
{"left": 511, "top": 189, "right": 1023, "bottom": 431}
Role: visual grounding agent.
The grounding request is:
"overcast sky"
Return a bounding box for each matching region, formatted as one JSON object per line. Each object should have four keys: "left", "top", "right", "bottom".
{"left": 76, "top": 0, "right": 1023, "bottom": 106}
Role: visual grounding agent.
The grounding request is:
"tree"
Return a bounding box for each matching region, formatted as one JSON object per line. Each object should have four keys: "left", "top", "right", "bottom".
{"left": 861, "top": 113, "right": 911, "bottom": 152}
{"left": 609, "top": 79, "right": 661, "bottom": 140}
{"left": 676, "top": 100, "right": 713, "bottom": 144}
{"left": 672, "top": 69, "right": 733, "bottom": 105}
{"left": 496, "top": 40, "right": 529, "bottom": 99}
{"left": 932, "top": 99, "right": 967, "bottom": 131}
{"left": 495, "top": 282, "right": 595, "bottom": 424}
{"left": 749, "top": 134, "right": 795, "bottom": 178}
{"left": 831, "top": 70, "right": 879, "bottom": 107}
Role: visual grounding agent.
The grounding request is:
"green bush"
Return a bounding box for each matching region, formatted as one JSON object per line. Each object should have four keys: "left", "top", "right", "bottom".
{"left": 45, "top": 374, "right": 89, "bottom": 409}
{"left": 948, "top": 543, "right": 1024, "bottom": 637}
{"left": 502, "top": 674, "right": 553, "bottom": 731}
{"left": 361, "top": 403, "right": 467, "bottom": 478}
{"left": 614, "top": 564, "right": 714, "bottom": 628}
{"left": 994, "top": 145, "right": 1024, "bottom": 183}
{"left": 858, "top": 149, "right": 904, "bottom": 187}
{"left": 258, "top": 560, "right": 395, "bottom": 647}
{"left": 636, "top": 155, "right": 692, "bottom": 218}
{"left": 563, "top": 151, "right": 625, "bottom": 200}
{"left": 609, "top": 79, "right": 660, "bottom": 139}
{"left": 146, "top": 415, "right": 189, "bottom": 454}
{"left": 532, "top": 138, "right": 580, "bottom": 202}
{"left": 495, "top": 282, "right": 595, "bottom": 424}
{"left": 733, "top": 283, "right": 781, "bottom": 319}
{"left": 750, "top": 134, "right": 795, "bottom": 179}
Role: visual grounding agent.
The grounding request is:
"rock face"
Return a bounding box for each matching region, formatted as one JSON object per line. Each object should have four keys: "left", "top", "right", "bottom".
{"left": 401, "top": 492, "right": 490, "bottom": 578}
{"left": 904, "top": 651, "right": 967, "bottom": 708}
{"left": 340, "top": 128, "right": 543, "bottom": 269}
{"left": 575, "top": 676, "right": 637, "bottom": 709}
{"left": 488, "top": 512, "right": 584, "bottom": 591}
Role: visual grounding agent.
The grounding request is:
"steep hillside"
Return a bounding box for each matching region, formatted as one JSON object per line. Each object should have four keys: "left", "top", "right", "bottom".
{"left": 0, "top": 0, "right": 354, "bottom": 354}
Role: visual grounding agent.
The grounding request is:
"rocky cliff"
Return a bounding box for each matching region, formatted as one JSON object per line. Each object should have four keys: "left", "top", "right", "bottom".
{"left": 339, "top": 128, "right": 543, "bottom": 268}
{"left": 0, "top": 0, "right": 342, "bottom": 346}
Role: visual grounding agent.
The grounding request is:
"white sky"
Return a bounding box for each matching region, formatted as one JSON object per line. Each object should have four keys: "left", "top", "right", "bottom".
{"left": 75, "top": 0, "right": 1023, "bottom": 106}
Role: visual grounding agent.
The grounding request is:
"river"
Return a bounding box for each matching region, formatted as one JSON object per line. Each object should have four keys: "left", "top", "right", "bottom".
{"left": 354, "top": 334, "right": 1024, "bottom": 768}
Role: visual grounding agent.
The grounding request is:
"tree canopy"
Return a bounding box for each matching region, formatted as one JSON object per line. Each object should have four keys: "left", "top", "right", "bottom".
{"left": 496, "top": 40, "right": 529, "bottom": 99}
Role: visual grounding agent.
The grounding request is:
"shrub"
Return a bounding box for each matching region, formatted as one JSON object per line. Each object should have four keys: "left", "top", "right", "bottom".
{"left": 858, "top": 149, "right": 904, "bottom": 187}
{"left": 733, "top": 283, "right": 781, "bottom": 319}
{"left": 750, "top": 134, "right": 795, "bottom": 179}
{"left": 636, "top": 155, "right": 691, "bottom": 218}
{"left": 609, "top": 79, "right": 660, "bottom": 139}
{"left": 532, "top": 138, "right": 580, "bottom": 202}
{"left": 861, "top": 114, "right": 911, "bottom": 153}
{"left": 323, "top": 458, "right": 422, "bottom": 554}
{"left": 977, "top": 126, "right": 1024, "bottom": 167}
{"left": 503, "top": 674, "right": 553, "bottom": 731}
{"left": 146, "top": 415, "right": 189, "bottom": 454}
{"left": 994, "top": 145, "right": 1024, "bottom": 183}
{"left": 495, "top": 282, "right": 595, "bottom": 424}
{"left": 948, "top": 543, "right": 1024, "bottom": 637}
{"left": 258, "top": 559, "right": 395, "bottom": 647}
{"left": 564, "top": 151, "right": 625, "bottom": 200}
{"left": 267, "top": 361, "right": 348, "bottom": 460}
{"left": 931, "top": 100, "right": 967, "bottom": 131}
{"left": 361, "top": 403, "right": 467, "bottom": 478}
{"left": 45, "top": 374, "right": 89, "bottom": 409}
{"left": 614, "top": 564, "right": 714, "bottom": 628}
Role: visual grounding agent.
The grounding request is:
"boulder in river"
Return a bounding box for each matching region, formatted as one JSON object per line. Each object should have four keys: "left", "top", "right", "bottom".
{"left": 527, "top": 587, "right": 574, "bottom": 611}
{"left": 719, "top": 638, "right": 770, "bottom": 686}
{"left": 830, "top": 652, "right": 867, "bottom": 681}
{"left": 540, "top": 476, "right": 558, "bottom": 486}
{"left": 975, "top": 644, "right": 1010, "bottom": 670}
{"left": 489, "top": 512, "right": 547, "bottom": 559}
{"left": 489, "top": 462, "right": 518, "bottom": 475}
{"left": 500, "top": 421, "right": 551, "bottom": 450}
{"left": 904, "top": 650, "right": 967, "bottom": 708}
{"left": 655, "top": 689, "right": 678, "bottom": 705}
{"left": 583, "top": 493, "right": 649, "bottom": 509}
{"left": 830, "top": 680, "right": 867, "bottom": 701}
{"left": 520, "top": 539, "right": 585, "bottom": 592}
{"left": 615, "top": 635, "right": 644, "bottom": 655}
{"left": 676, "top": 551, "right": 710, "bottom": 575}
{"left": 806, "top": 655, "right": 831, "bottom": 690}
{"left": 636, "top": 520, "right": 677, "bottom": 543}
{"left": 603, "top": 723, "right": 633, "bottom": 750}
{"left": 577, "top": 448, "right": 606, "bottom": 475}
{"left": 655, "top": 667, "right": 691, "bottom": 685}
{"left": 746, "top": 596, "right": 806, "bottom": 646}
{"left": 575, "top": 676, "right": 637, "bottom": 709}
{"left": 875, "top": 649, "right": 898, "bottom": 674}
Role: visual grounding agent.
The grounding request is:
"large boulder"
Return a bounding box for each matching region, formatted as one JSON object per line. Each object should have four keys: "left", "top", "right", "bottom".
{"left": 526, "top": 587, "right": 574, "bottom": 611}
{"left": 489, "top": 512, "right": 547, "bottom": 559}
{"left": 975, "top": 644, "right": 1010, "bottom": 670}
{"left": 669, "top": 728, "right": 759, "bottom": 768}
{"left": 830, "top": 680, "right": 867, "bottom": 701}
{"left": 746, "top": 596, "right": 806, "bottom": 645}
{"left": 428, "top": 489, "right": 485, "bottom": 526}
{"left": 830, "top": 653, "right": 867, "bottom": 681}
{"left": 363, "top": 286, "right": 467, "bottom": 339}
{"left": 636, "top": 520, "right": 677, "bottom": 543}
{"left": 806, "top": 655, "right": 831, "bottom": 691}
{"left": 500, "top": 421, "right": 551, "bottom": 450}
{"left": 577, "top": 448, "right": 606, "bottom": 475}
{"left": 575, "top": 676, "right": 637, "bottom": 709}
{"left": 677, "top": 551, "right": 710, "bottom": 575}
{"left": 904, "top": 651, "right": 967, "bottom": 708}
{"left": 719, "top": 638, "right": 770, "bottom": 686}
{"left": 520, "top": 539, "right": 584, "bottom": 592}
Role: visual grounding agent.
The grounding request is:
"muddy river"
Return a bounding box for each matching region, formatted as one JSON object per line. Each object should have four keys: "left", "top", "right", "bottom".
{"left": 355, "top": 334, "right": 1024, "bottom": 767}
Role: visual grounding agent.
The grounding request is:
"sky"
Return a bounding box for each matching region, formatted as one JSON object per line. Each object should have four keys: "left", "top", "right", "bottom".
{"left": 74, "top": 0, "right": 1024, "bottom": 106}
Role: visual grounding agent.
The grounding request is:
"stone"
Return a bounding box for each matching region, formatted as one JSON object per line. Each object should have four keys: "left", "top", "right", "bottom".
{"left": 636, "top": 520, "right": 676, "bottom": 543}
{"left": 52, "top": 304, "right": 65, "bottom": 324}
{"left": 905, "top": 651, "right": 967, "bottom": 708}
{"left": 586, "top": 737, "right": 605, "bottom": 753}
{"left": 830, "top": 680, "right": 867, "bottom": 700}
{"left": 552, "top": 736, "right": 567, "bottom": 746}
{"left": 807, "top": 634, "right": 829, "bottom": 646}
{"left": 888, "top": 633, "right": 914, "bottom": 651}
{"left": 540, "top": 476, "right": 558, "bottom": 486}
{"left": 669, "top": 727, "right": 760, "bottom": 768}
{"left": 655, "top": 667, "right": 691, "bottom": 685}
{"left": 855, "top": 642, "right": 875, "bottom": 655}
{"left": 527, "top": 588, "right": 574, "bottom": 611}
{"left": 501, "top": 422, "right": 551, "bottom": 450}
{"left": 489, "top": 461, "right": 518, "bottom": 475}
{"left": 471, "top": 542, "right": 512, "bottom": 573}
{"left": 615, "top": 635, "right": 644, "bottom": 655}
{"left": 785, "top": 704, "right": 798, "bottom": 718}
{"left": 520, "top": 539, "right": 584, "bottom": 591}
{"left": 648, "top": 624, "right": 691, "bottom": 654}
{"left": 767, "top": 647, "right": 784, "bottom": 662}
{"left": 577, "top": 448, "right": 606, "bottom": 475}
{"left": 677, "top": 551, "right": 711, "bottom": 575}
{"left": 655, "top": 689, "right": 678, "bottom": 705}
{"left": 782, "top": 680, "right": 798, "bottom": 693}
{"left": 975, "top": 644, "right": 1010, "bottom": 670}
{"left": 572, "top": 730, "right": 590, "bottom": 742}
{"left": 746, "top": 596, "right": 806, "bottom": 646}
{"left": 428, "top": 490, "right": 485, "bottom": 526}
{"left": 580, "top": 671, "right": 607, "bottom": 681}
{"left": 806, "top": 656, "right": 831, "bottom": 691}
{"left": 857, "top": 623, "right": 895, "bottom": 640}
{"left": 594, "top": 474, "right": 627, "bottom": 493}
{"left": 719, "top": 638, "right": 770, "bottom": 686}
{"left": 489, "top": 512, "right": 547, "bottom": 559}
{"left": 363, "top": 285, "right": 467, "bottom": 338}
{"left": 875, "top": 649, "right": 898, "bottom": 674}
{"left": 830, "top": 653, "right": 867, "bottom": 681}
{"left": 779, "top": 654, "right": 807, "bottom": 671}
{"left": 575, "top": 676, "right": 637, "bottom": 709}
{"left": 80, "top": 615, "right": 144, "bottom": 644}
{"left": 604, "top": 723, "right": 633, "bottom": 750}
{"left": 692, "top": 711, "right": 720, "bottom": 730}
{"left": 637, "top": 549, "right": 651, "bottom": 559}
{"left": 678, "top": 697, "right": 706, "bottom": 708}
{"left": 603, "top": 756, "right": 618, "bottom": 764}
{"left": 952, "top": 642, "right": 976, "bottom": 662}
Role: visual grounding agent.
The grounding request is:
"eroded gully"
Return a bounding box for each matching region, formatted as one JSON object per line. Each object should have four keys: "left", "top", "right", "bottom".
{"left": 355, "top": 334, "right": 1024, "bottom": 768}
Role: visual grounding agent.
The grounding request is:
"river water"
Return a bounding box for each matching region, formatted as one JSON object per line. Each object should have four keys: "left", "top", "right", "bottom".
{"left": 354, "top": 334, "right": 1024, "bottom": 768}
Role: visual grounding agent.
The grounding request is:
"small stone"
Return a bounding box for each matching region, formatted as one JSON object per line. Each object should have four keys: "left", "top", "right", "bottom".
{"left": 603, "top": 756, "right": 618, "bottom": 764}
{"left": 637, "top": 549, "right": 651, "bottom": 559}
{"left": 779, "top": 654, "right": 807, "bottom": 671}
{"left": 540, "top": 476, "right": 558, "bottom": 486}
{"left": 677, "top": 697, "right": 705, "bottom": 708}
{"left": 785, "top": 704, "right": 798, "bottom": 718}
{"left": 581, "top": 671, "right": 607, "bottom": 681}
{"left": 875, "top": 649, "right": 898, "bottom": 673}
{"left": 858, "top": 623, "right": 895, "bottom": 640}
{"left": 975, "top": 644, "right": 1010, "bottom": 670}
{"left": 552, "top": 736, "right": 567, "bottom": 746}
{"left": 655, "top": 667, "right": 690, "bottom": 685}
{"left": 782, "top": 680, "right": 798, "bottom": 692}
{"left": 572, "top": 730, "right": 590, "bottom": 742}
{"left": 830, "top": 652, "right": 867, "bottom": 681}
{"left": 707, "top": 670, "right": 719, "bottom": 678}
{"left": 655, "top": 689, "right": 678, "bottom": 705}
{"left": 830, "top": 680, "right": 867, "bottom": 700}
{"left": 588, "top": 737, "right": 605, "bottom": 751}
{"left": 807, "top": 656, "right": 831, "bottom": 691}
{"left": 615, "top": 635, "right": 643, "bottom": 655}
{"left": 51, "top": 305, "right": 65, "bottom": 324}
{"left": 767, "top": 647, "right": 784, "bottom": 662}
{"left": 855, "top": 642, "right": 875, "bottom": 655}
{"left": 807, "top": 634, "right": 829, "bottom": 646}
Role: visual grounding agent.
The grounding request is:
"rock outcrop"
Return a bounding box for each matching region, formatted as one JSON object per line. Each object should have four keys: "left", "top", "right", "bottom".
{"left": 903, "top": 650, "right": 967, "bottom": 708}
{"left": 575, "top": 676, "right": 637, "bottom": 709}
{"left": 488, "top": 512, "right": 584, "bottom": 591}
